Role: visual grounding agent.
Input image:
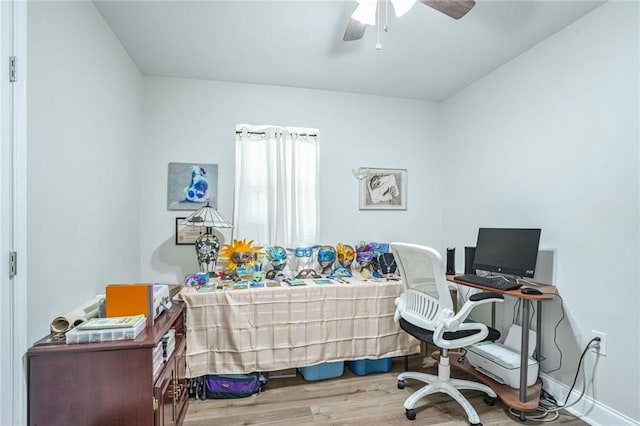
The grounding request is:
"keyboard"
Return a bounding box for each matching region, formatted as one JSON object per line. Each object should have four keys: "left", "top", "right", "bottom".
{"left": 453, "top": 274, "right": 522, "bottom": 291}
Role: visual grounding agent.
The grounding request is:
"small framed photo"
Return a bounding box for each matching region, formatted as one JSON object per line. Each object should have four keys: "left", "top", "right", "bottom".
{"left": 359, "top": 168, "right": 407, "bottom": 210}
{"left": 175, "top": 217, "right": 206, "bottom": 245}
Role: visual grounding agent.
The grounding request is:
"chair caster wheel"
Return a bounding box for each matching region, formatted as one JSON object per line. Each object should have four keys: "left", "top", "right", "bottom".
{"left": 405, "top": 408, "right": 416, "bottom": 420}
{"left": 470, "top": 423, "right": 482, "bottom": 426}
{"left": 397, "top": 379, "right": 405, "bottom": 389}
{"left": 484, "top": 395, "right": 496, "bottom": 406}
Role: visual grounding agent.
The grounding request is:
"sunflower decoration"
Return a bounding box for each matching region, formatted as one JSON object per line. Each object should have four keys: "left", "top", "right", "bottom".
{"left": 219, "top": 239, "right": 264, "bottom": 275}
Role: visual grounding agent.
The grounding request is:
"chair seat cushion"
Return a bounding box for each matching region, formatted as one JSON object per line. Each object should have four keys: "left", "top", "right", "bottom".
{"left": 399, "top": 317, "right": 500, "bottom": 345}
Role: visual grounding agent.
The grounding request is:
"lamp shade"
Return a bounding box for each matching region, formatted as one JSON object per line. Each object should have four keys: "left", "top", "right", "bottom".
{"left": 181, "top": 201, "right": 233, "bottom": 275}
{"left": 181, "top": 201, "right": 233, "bottom": 229}
{"left": 352, "top": 0, "right": 377, "bottom": 25}
{"left": 391, "top": 0, "right": 416, "bottom": 17}
{"left": 352, "top": 0, "right": 416, "bottom": 25}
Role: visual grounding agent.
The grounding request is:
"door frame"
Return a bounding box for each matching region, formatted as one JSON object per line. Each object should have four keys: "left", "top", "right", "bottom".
{"left": 1, "top": 1, "right": 27, "bottom": 424}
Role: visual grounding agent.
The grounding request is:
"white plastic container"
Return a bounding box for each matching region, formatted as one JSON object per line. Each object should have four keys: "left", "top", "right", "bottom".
{"left": 65, "top": 319, "right": 146, "bottom": 344}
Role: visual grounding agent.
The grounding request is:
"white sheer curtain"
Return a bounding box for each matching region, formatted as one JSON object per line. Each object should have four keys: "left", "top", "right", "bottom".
{"left": 233, "top": 124, "right": 319, "bottom": 247}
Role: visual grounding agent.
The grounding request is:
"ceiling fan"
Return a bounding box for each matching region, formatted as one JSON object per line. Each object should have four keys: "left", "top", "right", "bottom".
{"left": 343, "top": 0, "right": 476, "bottom": 42}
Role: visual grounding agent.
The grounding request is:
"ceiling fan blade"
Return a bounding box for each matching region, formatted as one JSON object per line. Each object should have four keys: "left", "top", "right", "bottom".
{"left": 420, "top": 0, "right": 476, "bottom": 20}
{"left": 343, "top": 18, "right": 367, "bottom": 41}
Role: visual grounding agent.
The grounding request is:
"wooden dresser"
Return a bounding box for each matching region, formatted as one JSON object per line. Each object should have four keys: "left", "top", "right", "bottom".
{"left": 27, "top": 302, "right": 187, "bottom": 426}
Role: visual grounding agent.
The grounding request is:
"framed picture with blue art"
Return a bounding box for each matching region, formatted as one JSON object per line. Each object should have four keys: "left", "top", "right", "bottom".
{"left": 167, "top": 162, "right": 219, "bottom": 210}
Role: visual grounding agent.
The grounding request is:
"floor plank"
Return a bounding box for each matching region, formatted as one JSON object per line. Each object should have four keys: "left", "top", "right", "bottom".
{"left": 184, "top": 358, "right": 587, "bottom": 425}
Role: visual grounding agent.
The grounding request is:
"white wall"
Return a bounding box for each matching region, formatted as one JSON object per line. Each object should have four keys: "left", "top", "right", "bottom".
{"left": 27, "top": 2, "right": 143, "bottom": 343}
{"left": 442, "top": 2, "right": 639, "bottom": 421}
{"left": 140, "top": 77, "right": 444, "bottom": 282}
{"left": 23, "top": 0, "right": 639, "bottom": 423}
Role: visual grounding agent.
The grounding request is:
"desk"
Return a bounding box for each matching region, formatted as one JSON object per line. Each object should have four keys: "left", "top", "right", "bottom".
{"left": 447, "top": 275, "right": 556, "bottom": 416}
{"left": 183, "top": 279, "right": 420, "bottom": 377}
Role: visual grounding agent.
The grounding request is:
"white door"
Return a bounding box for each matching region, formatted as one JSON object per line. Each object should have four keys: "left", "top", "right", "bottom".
{"left": 0, "top": 1, "right": 27, "bottom": 424}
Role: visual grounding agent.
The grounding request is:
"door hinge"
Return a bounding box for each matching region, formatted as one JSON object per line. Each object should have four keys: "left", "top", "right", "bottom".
{"left": 152, "top": 396, "right": 158, "bottom": 411}
{"left": 9, "top": 251, "right": 17, "bottom": 278}
{"left": 9, "top": 56, "right": 16, "bottom": 83}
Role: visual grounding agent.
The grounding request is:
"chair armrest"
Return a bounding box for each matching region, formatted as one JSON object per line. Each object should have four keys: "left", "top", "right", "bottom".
{"left": 394, "top": 294, "right": 405, "bottom": 324}
{"left": 469, "top": 292, "right": 504, "bottom": 302}
{"left": 436, "top": 294, "right": 503, "bottom": 348}
{"left": 451, "top": 292, "right": 504, "bottom": 326}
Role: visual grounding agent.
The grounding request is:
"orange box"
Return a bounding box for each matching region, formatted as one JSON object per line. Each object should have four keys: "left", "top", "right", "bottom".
{"left": 105, "top": 284, "right": 154, "bottom": 326}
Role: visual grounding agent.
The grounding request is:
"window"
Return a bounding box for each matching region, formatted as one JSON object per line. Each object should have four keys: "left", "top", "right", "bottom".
{"left": 233, "top": 125, "right": 319, "bottom": 247}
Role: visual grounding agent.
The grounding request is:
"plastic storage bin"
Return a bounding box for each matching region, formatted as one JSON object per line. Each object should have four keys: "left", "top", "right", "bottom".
{"left": 346, "top": 358, "right": 393, "bottom": 375}
{"left": 298, "top": 361, "right": 344, "bottom": 381}
{"left": 65, "top": 319, "right": 146, "bottom": 344}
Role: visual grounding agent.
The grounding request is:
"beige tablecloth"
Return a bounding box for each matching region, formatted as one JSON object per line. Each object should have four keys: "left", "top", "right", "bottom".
{"left": 183, "top": 279, "right": 420, "bottom": 376}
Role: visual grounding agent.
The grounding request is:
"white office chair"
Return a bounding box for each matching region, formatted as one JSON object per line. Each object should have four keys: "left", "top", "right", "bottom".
{"left": 391, "top": 243, "right": 504, "bottom": 425}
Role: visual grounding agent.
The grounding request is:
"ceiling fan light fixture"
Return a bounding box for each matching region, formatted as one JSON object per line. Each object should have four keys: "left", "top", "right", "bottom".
{"left": 351, "top": 0, "right": 377, "bottom": 25}
{"left": 391, "top": 0, "right": 416, "bottom": 17}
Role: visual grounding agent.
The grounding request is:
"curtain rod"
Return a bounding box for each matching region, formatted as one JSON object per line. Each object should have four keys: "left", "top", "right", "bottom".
{"left": 235, "top": 130, "right": 318, "bottom": 138}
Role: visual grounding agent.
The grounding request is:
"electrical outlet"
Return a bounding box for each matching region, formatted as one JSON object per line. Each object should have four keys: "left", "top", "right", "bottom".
{"left": 591, "top": 330, "right": 607, "bottom": 356}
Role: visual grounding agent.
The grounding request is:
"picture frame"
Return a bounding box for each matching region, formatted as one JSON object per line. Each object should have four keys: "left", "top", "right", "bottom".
{"left": 175, "top": 217, "right": 206, "bottom": 245}
{"left": 359, "top": 168, "right": 407, "bottom": 210}
{"left": 167, "top": 162, "right": 219, "bottom": 211}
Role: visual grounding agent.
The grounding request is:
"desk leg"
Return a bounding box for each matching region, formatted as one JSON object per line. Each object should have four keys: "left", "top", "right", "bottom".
{"left": 519, "top": 300, "right": 530, "bottom": 419}
{"left": 536, "top": 301, "right": 542, "bottom": 361}
{"left": 491, "top": 304, "right": 496, "bottom": 329}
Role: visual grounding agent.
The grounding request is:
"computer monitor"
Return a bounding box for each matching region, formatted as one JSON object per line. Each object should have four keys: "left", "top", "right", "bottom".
{"left": 472, "top": 228, "right": 542, "bottom": 278}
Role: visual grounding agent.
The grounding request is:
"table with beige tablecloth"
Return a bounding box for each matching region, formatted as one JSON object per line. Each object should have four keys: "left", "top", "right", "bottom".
{"left": 183, "top": 279, "right": 420, "bottom": 377}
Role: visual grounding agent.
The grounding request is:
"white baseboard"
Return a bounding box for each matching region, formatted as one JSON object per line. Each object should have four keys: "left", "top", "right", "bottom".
{"left": 540, "top": 373, "right": 640, "bottom": 426}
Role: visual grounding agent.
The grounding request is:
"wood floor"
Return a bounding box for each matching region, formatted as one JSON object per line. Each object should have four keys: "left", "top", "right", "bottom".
{"left": 183, "top": 357, "right": 587, "bottom": 426}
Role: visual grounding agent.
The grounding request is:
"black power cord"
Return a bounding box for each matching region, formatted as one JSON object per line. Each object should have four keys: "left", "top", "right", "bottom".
{"left": 557, "top": 336, "right": 601, "bottom": 408}
{"left": 512, "top": 293, "right": 567, "bottom": 373}
{"left": 508, "top": 336, "right": 601, "bottom": 422}
{"left": 540, "top": 294, "right": 566, "bottom": 374}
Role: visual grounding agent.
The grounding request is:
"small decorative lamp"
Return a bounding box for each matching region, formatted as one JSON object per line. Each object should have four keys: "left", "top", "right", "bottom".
{"left": 181, "top": 201, "right": 233, "bottom": 276}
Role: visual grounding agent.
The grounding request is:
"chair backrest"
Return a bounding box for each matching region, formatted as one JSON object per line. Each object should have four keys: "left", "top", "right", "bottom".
{"left": 392, "top": 242, "right": 492, "bottom": 348}
{"left": 391, "top": 243, "right": 453, "bottom": 311}
{"left": 391, "top": 243, "right": 455, "bottom": 331}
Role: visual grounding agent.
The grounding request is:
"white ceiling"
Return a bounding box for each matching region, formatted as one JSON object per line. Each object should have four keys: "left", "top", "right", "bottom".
{"left": 94, "top": 0, "right": 605, "bottom": 101}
